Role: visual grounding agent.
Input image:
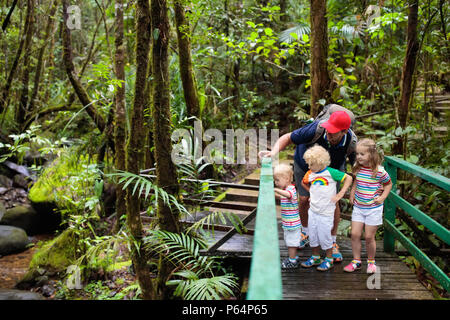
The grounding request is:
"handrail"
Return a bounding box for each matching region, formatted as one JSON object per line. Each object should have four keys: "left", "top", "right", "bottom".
{"left": 383, "top": 156, "right": 450, "bottom": 292}
{"left": 247, "top": 157, "right": 282, "bottom": 300}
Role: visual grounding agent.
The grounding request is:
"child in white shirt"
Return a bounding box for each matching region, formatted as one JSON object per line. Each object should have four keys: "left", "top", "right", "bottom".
{"left": 300, "top": 145, "right": 353, "bottom": 271}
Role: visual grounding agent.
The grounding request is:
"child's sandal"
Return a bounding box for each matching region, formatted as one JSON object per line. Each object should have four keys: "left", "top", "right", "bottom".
{"left": 343, "top": 259, "right": 362, "bottom": 272}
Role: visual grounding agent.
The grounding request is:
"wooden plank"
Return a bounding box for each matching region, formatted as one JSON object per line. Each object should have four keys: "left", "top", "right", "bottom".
{"left": 247, "top": 158, "right": 282, "bottom": 300}
{"left": 282, "top": 289, "right": 433, "bottom": 300}
{"left": 206, "top": 209, "right": 256, "bottom": 253}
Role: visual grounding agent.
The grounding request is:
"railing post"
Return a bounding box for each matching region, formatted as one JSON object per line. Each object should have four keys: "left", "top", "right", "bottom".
{"left": 384, "top": 159, "right": 397, "bottom": 253}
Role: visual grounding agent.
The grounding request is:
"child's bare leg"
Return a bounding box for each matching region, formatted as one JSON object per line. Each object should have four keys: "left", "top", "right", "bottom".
{"left": 331, "top": 203, "right": 340, "bottom": 236}
{"left": 288, "top": 247, "right": 298, "bottom": 259}
{"left": 351, "top": 222, "right": 364, "bottom": 259}
{"left": 311, "top": 246, "right": 320, "bottom": 256}
{"left": 364, "top": 225, "right": 378, "bottom": 259}
{"left": 325, "top": 248, "right": 333, "bottom": 259}
{"left": 299, "top": 196, "right": 309, "bottom": 228}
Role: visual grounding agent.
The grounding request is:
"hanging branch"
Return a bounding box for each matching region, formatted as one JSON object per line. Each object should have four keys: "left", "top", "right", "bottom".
{"left": 1, "top": 0, "right": 19, "bottom": 32}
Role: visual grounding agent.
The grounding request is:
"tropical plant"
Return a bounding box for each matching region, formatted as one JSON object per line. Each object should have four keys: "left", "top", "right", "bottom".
{"left": 144, "top": 230, "right": 239, "bottom": 300}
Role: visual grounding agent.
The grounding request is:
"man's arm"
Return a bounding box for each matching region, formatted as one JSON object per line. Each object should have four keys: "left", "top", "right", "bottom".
{"left": 258, "top": 132, "right": 292, "bottom": 158}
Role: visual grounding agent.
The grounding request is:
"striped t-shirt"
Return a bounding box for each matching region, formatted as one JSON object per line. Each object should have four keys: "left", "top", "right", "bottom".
{"left": 354, "top": 166, "right": 391, "bottom": 209}
{"left": 280, "top": 184, "right": 301, "bottom": 230}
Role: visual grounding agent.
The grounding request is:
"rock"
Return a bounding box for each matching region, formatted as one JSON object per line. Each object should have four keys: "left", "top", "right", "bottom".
{"left": 0, "top": 289, "right": 45, "bottom": 300}
{"left": 13, "top": 174, "right": 30, "bottom": 189}
{"left": 0, "top": 175, "right": 13, "bottom": 188}
{"left": 17, "top": 229, "right": 82, "bottom": 288}
{"left": 0, "top": 225, "right": 30, "bottom": 255}
{"left": 2, "top": 161, "right": 31, "bottom": 177}
{"left": 0, "top": 205, "right": 39, "bottom": 235}
{"left": 0, "top": 203, "right": 61, "bottom": 235}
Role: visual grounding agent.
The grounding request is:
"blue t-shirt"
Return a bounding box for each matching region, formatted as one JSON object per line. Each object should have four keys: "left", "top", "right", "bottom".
{"left": 291, "top": 121, "right": 356, "bottom": 172}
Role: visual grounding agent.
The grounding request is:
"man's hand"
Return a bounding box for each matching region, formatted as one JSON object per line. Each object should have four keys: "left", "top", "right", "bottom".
{"left": 258, "top": 150, "right": 272, "bottom": 159}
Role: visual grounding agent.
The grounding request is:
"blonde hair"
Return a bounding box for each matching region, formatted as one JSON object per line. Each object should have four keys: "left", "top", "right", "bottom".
{"left": 352, "top": 138, "right": 384, "bottom": 178}
{"left": 303, "top": 145, "right": 331, "bottom": 170}
{"left": 273, "top": 163, "right": 293, "bottom": 182}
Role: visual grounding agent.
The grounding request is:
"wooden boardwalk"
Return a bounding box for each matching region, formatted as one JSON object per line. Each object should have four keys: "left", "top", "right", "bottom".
{"left": 279, "top": 232, "right": 433, "bottom": 300}
{"left": 202, "top": 218, "right": 433, "bottom": 299}
{"left": 197, "top": 157, "right": 436, "bottom": 300}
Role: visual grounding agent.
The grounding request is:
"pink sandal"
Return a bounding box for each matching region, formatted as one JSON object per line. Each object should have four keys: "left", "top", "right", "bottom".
{"left": 343, "top": 259, "right": 362, "bottom": 272}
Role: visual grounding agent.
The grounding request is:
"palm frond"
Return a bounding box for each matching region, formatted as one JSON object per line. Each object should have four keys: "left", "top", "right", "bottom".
{"left": 186, "top": 211, "right": 247, "bottom": 236}
{"left": 167, "top": 271, "right": 238, "bottom": 300}
{"left": 144, "top": 230, "right": 211, "bottom": 271}
{"left": 106, "top": 170, "right": 190, "bottom": 216}
{"left": 279, "top": 24, "right": 311, "bottom": 44}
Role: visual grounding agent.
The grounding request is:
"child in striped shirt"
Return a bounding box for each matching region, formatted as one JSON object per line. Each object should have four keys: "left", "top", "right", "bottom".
{"left": 344, "top": 138, "right": 392, "bottom": 274}
{"left": 273, "top": 163, "right": 302, "bottom": 269}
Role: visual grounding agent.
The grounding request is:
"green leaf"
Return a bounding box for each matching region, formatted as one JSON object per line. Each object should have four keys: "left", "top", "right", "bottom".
{"left": 153, "top": 28, "right": 160, "bottom": 40}
{"left": 264, "top": 28, "right": 273, "bottom": 36}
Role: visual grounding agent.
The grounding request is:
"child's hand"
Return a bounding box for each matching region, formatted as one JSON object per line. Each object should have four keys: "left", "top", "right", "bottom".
{"left": 373, "top": 196, "right": 385, "bottom": 205}
{"left": 331, "top": 194, "right": 343, "bottom": 203}
{"left": 349, "top": 195, "right": 355, "bottom": 205}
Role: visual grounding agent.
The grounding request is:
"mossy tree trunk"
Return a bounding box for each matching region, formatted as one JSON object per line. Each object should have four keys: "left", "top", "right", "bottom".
{"left": 62, "top": 0, "right": 106, "bottom": 133}
{"left": 26, "top": 0, "right": 58, "bottom": 131}
{"left": 174, "top": 0, "right": 200, "bottom": 120}
{"left": 16, "top": 0, "right": 35, "bottom": 129}
{"left": 0, "top": 0, "right": 31, "bottom": 116}
{"left": 394, "top": 0, "right": 419, "bottom": 157}
{"left": 126, "top": 0, "right": 155, "bottom": 299}
{"left": 310, "top": 0, "right": 331, "bottom": 117}
{"left": 113, "top": 0, "right": 127, "bottom": 233}
{"left": 152, "top": 0, "right": 181, "bottom": 299}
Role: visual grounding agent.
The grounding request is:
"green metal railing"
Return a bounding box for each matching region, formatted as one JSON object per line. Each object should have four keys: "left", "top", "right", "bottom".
{"left": 383, "top": 156, "right": 450, "bottom": 292}
{"left": 247, "top": 157, "right": 282, "bottom": 300}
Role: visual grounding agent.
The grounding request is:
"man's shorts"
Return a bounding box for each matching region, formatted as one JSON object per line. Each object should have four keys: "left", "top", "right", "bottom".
{"left": 283, "top": 227, "right": 301, "bottom": 247}
{"left": 352, "top": 205, "right": 384, "bottom": 226}
{"left": 293, "top": 161, "right": 310, "bottom": 197}
{"left": 307, "top": 209, "right": 334, "bottom": 250}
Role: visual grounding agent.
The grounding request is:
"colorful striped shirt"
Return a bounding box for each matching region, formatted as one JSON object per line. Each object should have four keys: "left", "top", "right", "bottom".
{"left": 280, "top": 184, "right": 301, "bottom": 230}
{"left": 354, "top": 166, "right": 391, "bottom": 209}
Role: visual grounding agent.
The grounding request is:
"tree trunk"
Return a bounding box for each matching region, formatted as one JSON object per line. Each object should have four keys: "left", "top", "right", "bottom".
{"left": 309, "top": 0, "right": 331, "bottom": 117}
{"left": 113, "top": 0, "right": 127, "bottom": 233}
{"left": 62, "top": 0, "right": 106, "bottom": 133}
{"left": 152, "top": 0, "right": 180, "bottom": 299}
{"left": 126, "top": 0, "right": 155, "bottom": 300}
{"left": 395, "top": 1, "right": 419, "bottom": 157}
{"left": 16, "top": 0, "right": 35, "bottom": 129}
{"left": 174, "top": 0, "right": 200, "bottom": 120}
{"left": 0, "top": 0, "right": 33, "bottom": 116}
{"left": 27, "top": 0, "right": 58, "bottom": 127}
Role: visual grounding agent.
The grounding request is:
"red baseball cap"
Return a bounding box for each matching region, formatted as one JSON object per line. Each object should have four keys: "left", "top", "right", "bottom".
{"left": 321, "top": 111, "right": 351, "bottom": 133}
